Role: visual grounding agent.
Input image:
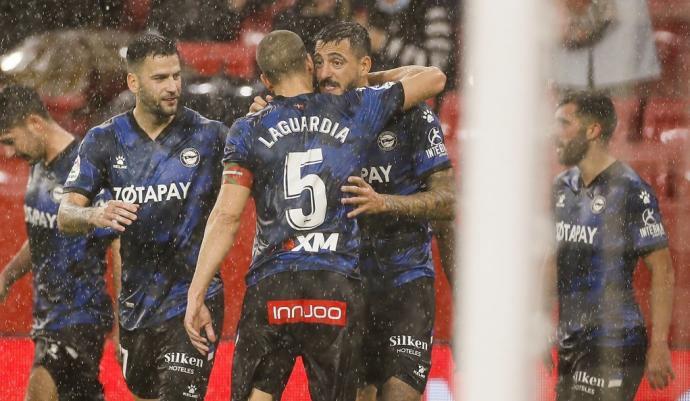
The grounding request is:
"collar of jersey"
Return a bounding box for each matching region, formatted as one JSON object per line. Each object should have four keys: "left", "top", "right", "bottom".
{"left": 126, "top": 108, "right": 184, "bottom": 143}
{"left": 44, "top": 139, "right": 78, "bottom": 170}
{"left": 571, "top": 160, "right": 621, "bottom": 192}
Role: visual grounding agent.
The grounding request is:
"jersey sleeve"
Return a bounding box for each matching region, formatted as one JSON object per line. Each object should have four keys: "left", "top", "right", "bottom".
{"left": 348, "top": 82, "right": 405, "bottom": 135}
{"left": 63, "top": 128, "right": 109, "bottom": 200}
{"left": 626, "top": 181, "right": 668, "bottom": 255}
{"left": 223, "top": 119, "right": 254, "bottom": 170}
{"left": 410, "top": 105, "right": 452, "bottom": 178}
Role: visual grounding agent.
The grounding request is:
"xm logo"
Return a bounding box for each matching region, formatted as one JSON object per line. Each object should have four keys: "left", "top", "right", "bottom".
{"left": 288, "top": 233, "right": 339, "bottom": 252}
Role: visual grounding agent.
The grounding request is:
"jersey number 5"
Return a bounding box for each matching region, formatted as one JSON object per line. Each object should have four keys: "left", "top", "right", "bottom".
{"left": 284, "top": 149, "right": 327, "bottom": 230}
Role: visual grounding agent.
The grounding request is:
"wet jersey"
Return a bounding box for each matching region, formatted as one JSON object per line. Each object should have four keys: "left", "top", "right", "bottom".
{"left": 224, "top": 83, "right": 404, "bottom": 286}
{"left": 64, "top": 108, "right": 227, "bottom": 330}
{"left": 359, "top": 104, "right": 451, "bottom": 287}
{"left": 553, "top": 161, "right": 668, "bottom": 347}
{"left": 25, "top": 141, "right": 113, "bottom": 333}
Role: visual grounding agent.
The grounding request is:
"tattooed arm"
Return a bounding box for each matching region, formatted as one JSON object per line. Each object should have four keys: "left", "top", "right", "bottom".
{"left": 58, "top": 192, "right": 139, "bottom": 234}
{"left": 341, "top": 167, "right": 455, "bottom": 220}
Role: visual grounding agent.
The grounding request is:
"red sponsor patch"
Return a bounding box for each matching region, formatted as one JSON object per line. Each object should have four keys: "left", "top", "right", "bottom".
{"left": 267, "top": 299, "right": 347, "bottom": 326}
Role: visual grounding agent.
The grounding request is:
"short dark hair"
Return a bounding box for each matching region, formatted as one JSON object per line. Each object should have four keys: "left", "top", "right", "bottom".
{"left": 256, "top": 30, "right": 309, "bottom": 82}
{"left": 558, "top": 91, "right": 617, "bottom": 142}
{"left": 126, "top": 33, "right": 178, "bottom": 70}
{"left": 0, "top": 85, "right": 51, "bottom": 134}
{"left": 313, "top": 21, "right": 371, "bottom": 58}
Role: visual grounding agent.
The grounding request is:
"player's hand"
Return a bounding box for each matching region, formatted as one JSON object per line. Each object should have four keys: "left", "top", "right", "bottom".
{"left": 113, "top": 329, "right": 123, "bottom": 366}
{"left": 645, "top": 342, "right": 674, "bottom": 389}
{"left": 0, "top": 273, "right": 10, "bottom": 303}
{"left": 340, "top": 176, "right": 387, "bottom": 218}
{"left": 90, "top": 200, "right": 139, "bottom": 232}
{"left": 184, "top": 298, "right": 216, "bottom": 356}
{"left": 248, "top": 95, "right": 273, "bottom": 114}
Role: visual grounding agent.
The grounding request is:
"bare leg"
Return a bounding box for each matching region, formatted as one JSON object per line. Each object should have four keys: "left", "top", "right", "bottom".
{"left": 357, "top": 384, "right": 378, "bottom": 401}
{"left": 24, "top": 367, "right": 58, "bottom": 401}
{"left": 248, "top": 388, "right": 274, "bottom": 401}
{"left": 380, "top": 377, "right": 421, "bottom": 401}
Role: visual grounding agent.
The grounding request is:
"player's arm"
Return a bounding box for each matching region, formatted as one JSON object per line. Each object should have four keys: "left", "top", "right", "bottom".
{"left": 643, "top": 247, "right": 675, "bottom": 389}
{"left": 58, "top": 192, "right": 139, "bottom": 234}
{"left": 110, "top": 237, "right": 122, "bottom": 364}
{"left": 0, "top": 240, "right": 32, "bottom": 302}
{"left": 430, "top": 218, "right": 456, "bottom": 289}
{"left": 538, "top": 250, "right": 558, "bottom": 372}
{"left": 185, "top": 165, "right": 251, "bottom": 355}
{"left": 341, "top": 168, "right": 454, "bottom": 219}
{"left": 367, "top": 65, "right": 446, "bottom": 110}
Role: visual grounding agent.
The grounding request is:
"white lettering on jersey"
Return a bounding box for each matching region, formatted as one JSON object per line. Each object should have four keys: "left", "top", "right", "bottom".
{"left": 556, "top": 221, "right": 598, "bottom": 245}
{"left": 361, "top": 165, "right": 392, "bottom": 184}
{"left": 24, "top": 205, "right": 58, "bottom": 229}
{"left": 113, "top": 182, "right": 191, "bottom": 204}
{"left": 259, "top": 116, "right": 351, "bottom": 148}
{"left": 639, "top": 221, "right": 665, "bottom": 239}
{"left": 291, "top": 233, "right": 339, "bottom": 252}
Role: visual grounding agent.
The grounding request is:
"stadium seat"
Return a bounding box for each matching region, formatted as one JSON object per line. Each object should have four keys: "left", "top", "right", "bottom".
{"left": 177, "top": 41, "right": 256, "bottom": 80}
{"left": 642, "top": 97, "right": 690, "bottom": 142}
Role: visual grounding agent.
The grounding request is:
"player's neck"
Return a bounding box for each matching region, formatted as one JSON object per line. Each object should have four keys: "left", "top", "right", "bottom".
{"left": 44, "top": 123, "right": 75, "bottom": 165}
{"left": 578, "top": 146, "right": 616, "bottom": 187}
{"left": 133, "top": 105, "right": 175, "bottom": 140}
{"left": 272, "top": 75, "right": 314, "bottom": 98}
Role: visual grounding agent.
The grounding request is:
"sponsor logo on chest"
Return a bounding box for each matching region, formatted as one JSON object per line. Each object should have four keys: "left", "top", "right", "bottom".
{"left": 556, "top": 221, "right": 598, "bottom": 245}
{"left": 113, "top": 182, "right": 191, "bottom": 204}
{"left": 361, "top": 165, "right": 392, "bottom": 184}
{"left": 24, "top": 205, "right": 57, "bottom": 229}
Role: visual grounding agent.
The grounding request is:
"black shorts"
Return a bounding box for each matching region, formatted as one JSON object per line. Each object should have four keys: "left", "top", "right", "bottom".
{"left": 119, "top": 293, "right": 224, "bottom": 400}
{"left": 232, "top": 270, "right": 364, "bottom": 401}
{"left": 556, "top": 343, "right": 647, "bottom": 401}
{"left": 32, "top": 325, "right": 107, "bottom": 401}
{"left": 361, "top": 277, "right": 435, "bottom": 393}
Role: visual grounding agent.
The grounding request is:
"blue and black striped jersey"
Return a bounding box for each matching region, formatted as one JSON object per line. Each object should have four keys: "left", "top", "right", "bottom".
{"left": 64, "top": 108, "right": 227, "bottom": 330}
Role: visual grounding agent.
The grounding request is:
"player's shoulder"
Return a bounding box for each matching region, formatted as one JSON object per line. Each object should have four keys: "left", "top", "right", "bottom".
{"left": 180, "top": 107, "right": 229, "bottom": 133}
{"left": 399, "top": 102, "right": 437, "bottom": 123}
{"left": 607, "top": 161, "right": 653, "bottom": 192}
{"left": 83, "top": 111, "right": 129, "bottom": 143}
{"left": 553, "top": 167, "right": 579, "bottom": 190}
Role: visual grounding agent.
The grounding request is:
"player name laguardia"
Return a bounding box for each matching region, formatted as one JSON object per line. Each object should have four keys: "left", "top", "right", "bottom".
{"left": 259, "top": 116, "right": 350, "bottom": 148}
{"left": 113, "top": 181, "right": 191, "bottom": 204}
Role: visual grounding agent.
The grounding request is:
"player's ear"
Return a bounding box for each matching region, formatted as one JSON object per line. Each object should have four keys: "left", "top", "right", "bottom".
{"left": 305, "top": 54, "right": 314, "bottom": 76}
{"left": 360, "top": 55, "right": 372, "bottom": 76}
{"left": 587, "top": 122, "right": 603, "bottom": 141}
{"left": 25, "top": 114, "right": 45, "bottom": 133}
{"left": 259, "top": 74, "right": 274, "bottom": 92}
{"left": 127, "top": 72, "right": 139, "bottom": 94}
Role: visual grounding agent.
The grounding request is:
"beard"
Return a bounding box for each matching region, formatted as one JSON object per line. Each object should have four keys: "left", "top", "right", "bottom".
{"left": 557, "top": 128, "right": 589, "bottom": 166}
{"left": 140, "top": 89, "right": 178, "bottom": 120}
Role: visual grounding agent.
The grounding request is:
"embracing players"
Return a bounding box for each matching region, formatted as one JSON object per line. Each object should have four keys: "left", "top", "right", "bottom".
{"left": 184, "top": 29, "right": 446, "bottom": 401}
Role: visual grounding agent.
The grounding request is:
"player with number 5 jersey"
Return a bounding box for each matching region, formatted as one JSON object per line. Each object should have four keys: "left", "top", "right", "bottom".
{"left": 184, "top": 30, "right": 446, "bottom": 401}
